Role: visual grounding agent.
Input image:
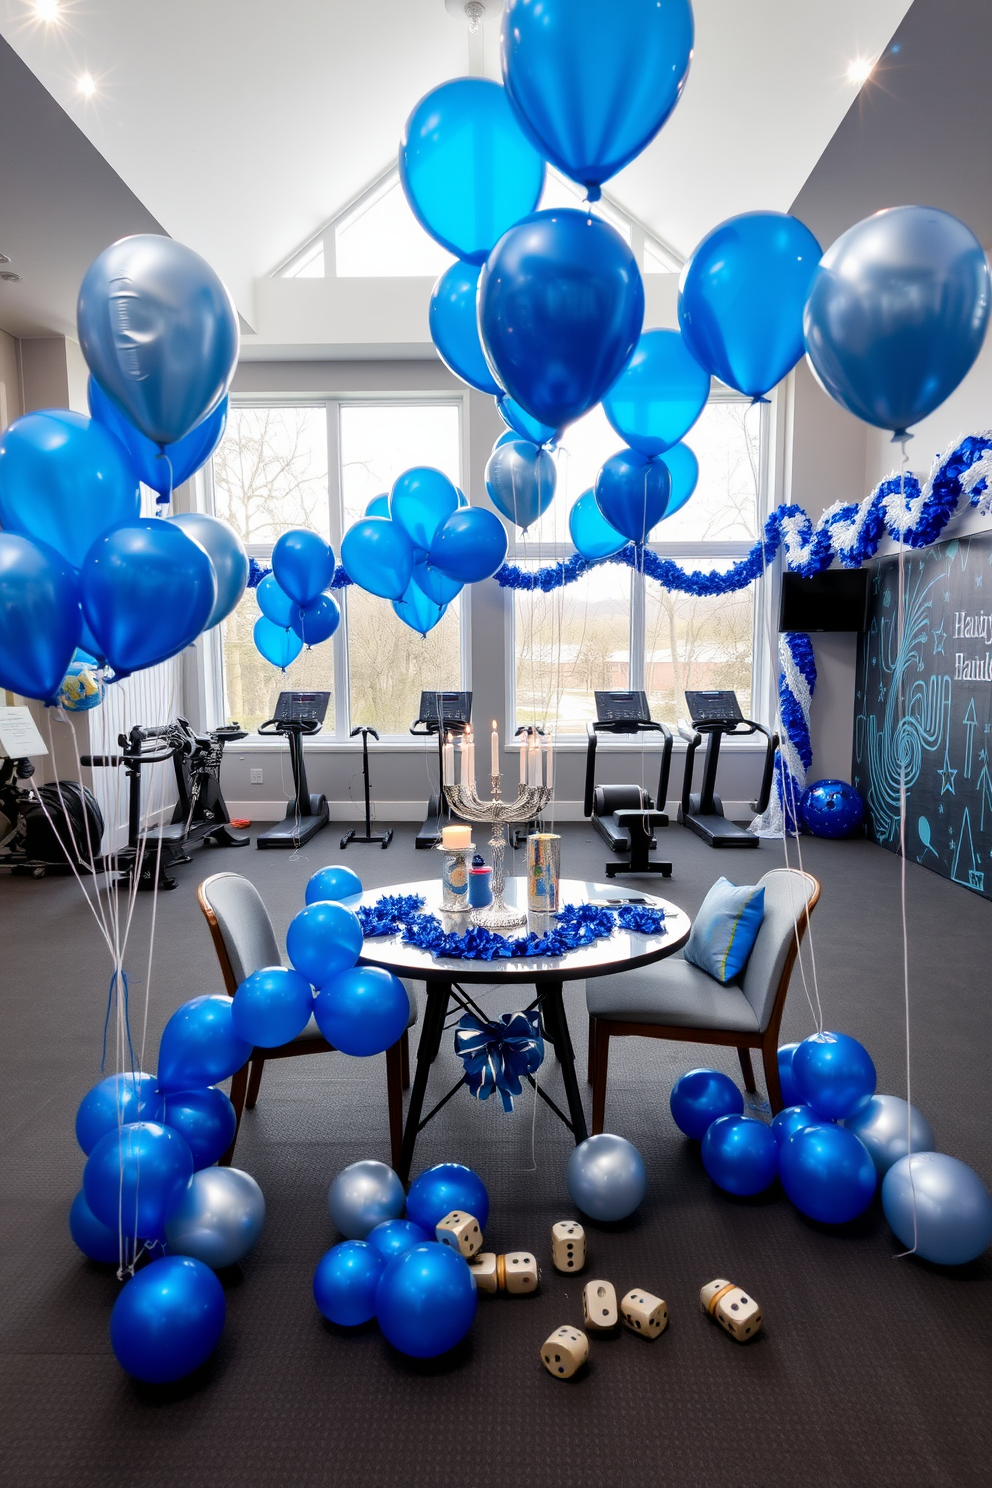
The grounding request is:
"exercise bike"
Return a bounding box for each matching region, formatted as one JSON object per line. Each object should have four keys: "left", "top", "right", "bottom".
{"left": 410, "top": 690, "right": 472, "bottom": 849}
{"left": 256, "top": 691, "right": 330, "bottom": 849}
{"left": 583, "top": 690, "right": 673, "bottom": 877}
{"left": 0, "top": 755, "right": 105, "bottom": 878}
{"left": 678, "top": 690, "right": 778, "bottom": 848}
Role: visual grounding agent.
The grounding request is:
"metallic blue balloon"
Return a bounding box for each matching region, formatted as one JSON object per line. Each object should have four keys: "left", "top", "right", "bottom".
{"left": 411, "top": 560, "right": 463, "bottom": 608}
{"left": 88, "top": 378, "right": 228, "bottom": 497}
{"left": 400, "top": 78, "right": 545, "bottom": 264}
{"left": 777, "top": 1043, "right": 800, "bottom": 1106}
{"left": 231, "top": 966, "right": 314, "bottom": 1048}
{"left": 779, "top": 1123, "right": 877, "bottom": 1224}
{"left": 496, "top": 395, "right": 558, "bottom": 447}
{"left": 390, "top": 468, "right": 460, "bottom": 560}
{"left": 658, "top": 442, "right": 699, "bottom": 517}
{"left": 428, "top": 507, "right": 508, "bottom": 583}
{"left": 800, "top": 779, "right": 864, "bottom": 839}
{"left": 289, "top": 592, "right": 340, "bottom": 646}
{"left": 771, "top": 1104, "right": 817, "bottom": 1148}
{"left": 365, "top": 494, "right": 390, "bottom": 518}
{"left": 376, "top": 1243, "right": 477, "bottom": 1358}
{"left": 70, "top": 1189, "right": 122, "bottom": 1263}
{"left": 110, "top": 1255, "right": 225, "bottom": 1383}
{"left": 406, "top": 1163, "right": 490, "bottom": 1233}
{"left": 164, "top": 1166, "right": 265, "bottom": 1268}
{"left": 328, "top": 1160, "right": 405, "bottom": 1240}
{"left": 602, "top": 328, "right": 710, "bottom": 456}
{"left": 81, "top": 519, "right": 216, "bottom": 677}
{"left": 883, "top": 1152, "right": 992, "bottom": 1265}
{"left": 313, "top": 966, "right": 410, "bottom": 1057}
{"left": 569, "top": 488, "right": 627, "bottom": 560}
{"left": 287, "top": 900, "right": 363, "bottom": 986}
{"left": 0, "top": 532, "right": 82, "bottom": 702}
{"left": 75, "top": 1071, "right": 164, "bottom": 1156}
{"left": 168, "top": 512, "right": 248, "bottom": 630}
{"left": 255, "top": 572, "right": 296, "bottom": 627}
{"left": 480, "top": 210, "right": 644, "bottom": 430}
{"left": 702, "top": 1115, "right": 779, "bottom": 1196}
{"left": 679, "top": 212, "right": 823, "bottom": 398}
{"left": 793, "top": 1031, "right": 876, "bottom": 1122}
{"left": 157, "top": 995, "right": 253, "bottom": 1094}
{"left": 271, "top": 528, "right": 334, "bottom": 607}
{"left": 392, "top": 580, "right": 448, "bottom": 636}
{"left": 805, "top": 206, "right": 991, "bottom": 435}
{"left": 670, "top": 1068, "right": 744, "bottom": 1141}
{"left": 253, "top": 615, "right": 302, "bottom": 669}
{"left": 84, "top": 1121, "right": 194, "bottom": 1239}
{"left": 485, "top": 439, "right": 556, "bottom": 529}
{"left": 500, "top": 0, "right": 693, "bottom": 194}
{"left": 158, "top": 1087, "right": 237, "bottom": 1170}
{"left": 341, "top": 517, "right": 415, "bottom": 601}
{"left": 313, "top": 1241, "right": 385, "bottom": 1326}
{"left": 366, "top": 1219, "right": 430, "bottom": 1261}
{"left": 78, "top": 234, "right": 239, "bottom": 447}
{"left": 430, "top": 262, "right": 503, "bottom": 395}
{"left": 0, "top": 409, "right": 140, "bottom": 567}
{"left": 566, "top": 1133, "right": 646, "bottom": 1221}
{"left": 594, "top": 448, "right": 671, "bottom": 542}
{"left": 844, "top": 1095, "right": 935, "bottom": 1177}
{"left": 305, "top": 864, "right": 363, "bottom": 904}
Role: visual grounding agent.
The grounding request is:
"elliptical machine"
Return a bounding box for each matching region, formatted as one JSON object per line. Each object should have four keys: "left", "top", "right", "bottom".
{"left": 583, "top": 690, "right": 674, "bottom": 877}
{"left": 256, "top": 691, "right": 330, "bottom": 849}
{"left": 678, "top": 690, "right": 778, "bottom": 848}
{"left": 0, "top": 756, "right": 105, "bottom": 877}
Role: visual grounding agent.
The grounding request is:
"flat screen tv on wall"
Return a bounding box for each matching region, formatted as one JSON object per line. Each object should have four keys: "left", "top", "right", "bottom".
{"left": 779, "top": 570, "right": 868, "bottom": 632}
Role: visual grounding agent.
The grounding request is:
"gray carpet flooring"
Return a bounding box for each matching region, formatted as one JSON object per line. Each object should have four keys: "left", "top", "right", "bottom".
{"left": 0, "top": 820, "right": 990, "bottom": 1488}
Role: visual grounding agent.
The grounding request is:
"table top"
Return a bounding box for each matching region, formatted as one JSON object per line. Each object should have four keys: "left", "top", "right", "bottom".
{"left": 354, "top": 877, "right": 691, "bottom": 985}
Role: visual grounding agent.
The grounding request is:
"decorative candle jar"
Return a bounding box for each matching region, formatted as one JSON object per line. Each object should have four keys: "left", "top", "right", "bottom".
{"left": 436, "top": 841, "right": 475, "bottom": 912}
{"left": 527, "top": 832, "right": 561, "bottom": 913}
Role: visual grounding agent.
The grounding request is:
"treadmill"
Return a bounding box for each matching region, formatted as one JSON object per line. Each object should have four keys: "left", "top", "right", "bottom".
{"left": 678, "top": 690, "right": 778, "bottom": 848}
{"left": 256, "top": 691, "right": 330, "bottom": 849}
{"left": 410, "top": 690, "right": 472, "bottom": 849}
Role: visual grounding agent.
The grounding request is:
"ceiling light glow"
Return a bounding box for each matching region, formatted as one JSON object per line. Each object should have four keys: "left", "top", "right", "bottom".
{"left": 34, "top": 0, "right": 60, "bottom": 20}
{"left": 847, "top": 56, "right": 875, "bottom": 86}
{"left": 77, "top": 72, "right": 96, "bottom": 97}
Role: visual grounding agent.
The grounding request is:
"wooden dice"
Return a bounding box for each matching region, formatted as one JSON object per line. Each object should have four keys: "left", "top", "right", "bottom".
{"left": 700, "top": 1279, "right": 762, "bottom": 1342}
{"left": 621, "top": 1288, "right": 669, "bottom": 1338}
{"left": 435, "top": 1210, "right": 483, "bottom": 1259}
{"left": 469, "top": 1251, "right": 538, "bottom": 1294}
{"left": 468, "top": 1252, "right": 498, "bottom": 1293}
{"left": 582, "top": 1279, "right": 618, "bottom": 1332}
{"left": 551, "top": 1220, "right": 586, "bottom": 1274}
{"left": 541, "top": 1325, "right": 589, "bottom": 1379}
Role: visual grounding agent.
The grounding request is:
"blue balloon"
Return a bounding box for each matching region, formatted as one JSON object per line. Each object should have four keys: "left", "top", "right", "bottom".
{"left": 602, "top": 328, "right": 710, "bottom": 456}
{"left": 366, "top": 1219, "right": 430, "bottom": 1262}
{"left": 390, "top": 468, "right": 460, "bottom": 560}
{"left": 805, "top": 206, "right": 991, "bottom": 435}
{"left": 594, "top": 448, "right": 671, "bottom": 542}
{"left": 84, "top": 1121, "right": 194, "bottom": 1239}
{"left": 565, "top": 1133, "right": 647, "bottom": 1222}
{"left": 406, "top": 1163, "right": 490, "bottom": 1233}
{"left": 392, "top": 581, "right": 448, "bottom": 637}
{"left": 883, "top": 1152, "right": 992, "bottom": 1266}
{"left": 287, "top": 900, "right": 363, "bottom": 987}
{"left": 777, "top": 1043, "right": 800, "bottom": 1106}
{"left": 231, "top": 966, "right": 314, "bottom": 1048}
{"left": 0, "top": 533, "right": 82, "bottom": 702}
{"left": 400, "top": 77, "right": 545, "bottom": 263}
{"left": 253, "top": 615, "right": 303, "bottom": 670}
{"left": 679, "top": 212, "right": 823, "bottom": 399}
{"left": 792, "top": 1031, "right": 876, "bottom": 1123}
{"left": 341, "top": 518, "right": 414, "bottom": 601}
{"left": 82, "top": 519, "right": 216, "bottom": 677}
{"left": 110, "top": 1255, "right": 225, "bottom": 1383}
{"left": 313, "top": 1241, "right": 385, "bottom": 1327}
{"left": 88, "top": 378, "right": 228, "bottom": 497}
{"left": 376, "top": 1243, "right": 477, "bottom": 1358}
{"left": 501, "top": 0, "right": 693, "bottom": 195}
{"left": 313, "top": 966, "right": 410, "bottom": 1057}
{"left": 568, "top": 488, "right": 628, "bottom": 561}
{"left": 167, "top": 512, "right": 247, "bottom": 630}
{"left": 702, "top": 1115, "right": 779, "bottom": 1196}
{"left": 657, "top": 442, "right": 698, "bottom": 517}
{"left": 779, "top": 1123, "right": 877, "bottom": 1224}
{"left": 256, "top": 573, "right": 297, "bottom": 627}
{"left": 271, "top": 528, "right": 335, "bottom": 607}
{"left": 305, "top": 864, "right": 363, "bottom": 904}
{"left": 75, "top": 1071, "right": 164, "bottom": 1156}
{"left": 289, "top": 592, "right": 340, "bottom": 647}
{"left": 771, "top": 1104, "right": 817, "bottom": 1148}
{"left": 411, "top": 561, "right": 463, "bottom": 608}
{"left": 78, "top": 234, "right": 239, "bottom": 447}
{"left": 485, "top": 440, "right": 556, "bottom": 530}
{"left": 480, "top": 210, "right": 644, "bottom": 430}
{"left": 670, "top": 1068, "right": 744, "bottom": 1141}
{"left": 493, "top": 428, "right": 527, "bottom": 455}
{"left": 365, "top": 494, "right": 390, "bottom": 518}
{"left": 496, "top": 395, "right": 558, "bottom": 448}
{"left": 158, "top": 1087, "right": 237, "bottom": 1170}
{"left": 428, "top": 507, "right": 508, "bottom": 583}
{"left": 157, "top": 995, "right": 253, "bottom": 1094}
{"left": 70, "top": 1189, "right": 123, "bottom": 1263}
{"left": 800, "top": 779, "right": 864, "bottom": 839}
{"left": 0, "top": 409, "right": 140, "bottom": 568}
{"left": 430, "top": 263, "right": 503, "bottom": 395}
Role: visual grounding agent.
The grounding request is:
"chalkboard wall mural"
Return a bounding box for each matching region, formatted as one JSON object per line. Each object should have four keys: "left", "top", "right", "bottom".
{"left": 854, "top": 532, "right": 992, "bottom": 899}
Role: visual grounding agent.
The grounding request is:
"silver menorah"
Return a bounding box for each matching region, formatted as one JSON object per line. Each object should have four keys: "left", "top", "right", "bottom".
{"left": 444, "top": 776, "right": 553, "bottom": 929}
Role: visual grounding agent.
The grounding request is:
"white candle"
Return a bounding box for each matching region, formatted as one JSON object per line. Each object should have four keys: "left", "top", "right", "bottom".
{"left": 520, "top": 731, "right": 529, "bottom": 784}
{"left": 443, "top": 731, "right": 454, "bottom": 785}
{"left": 544, "top": 732, "right": 554, "bottom": 789}
{"left": 529, "top": 735, "right": 541, "bottom": 787}
{"left": 491, "top": 720, "right": 499, "bottom": 777}
{"left": 441, "top": 824, "right": 472, "bottom": 850}
{"left": 466, "top": 729, "right": 476, "bottom": 789}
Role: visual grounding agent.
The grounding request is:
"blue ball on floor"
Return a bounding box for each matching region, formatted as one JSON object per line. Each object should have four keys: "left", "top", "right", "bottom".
{"left": 376, "top": 1243, "right": 477, "bottom": 1358}
{"left": 882, "top": 1152, "right": 992, "bottom": 1265}
{"left": 110, "top": 1255, "right": 225, "bottom": 1383}
{"left": 406, "top": 1163, "right": 490, "bottom": 1233}
{"left": 701, "top": 1115, "right": 779, "bottom": 1196}
{"left": 75, "top": 1071, "right": 163, "bottom": 1155}
{"left": 800, "top": 779, "right": 864, "bottom": 838}
{"left": 313, "top": 1241, "right": 385, "bottom": 1326}
{"left": 670, "top": 1068, "right": 744, "bottom": 1141}
{"left": 792, "top": 1031, "right": 876, "bottom": 1122}
{"left": 779, "top": 1122, "right": 877, "bottom": 1224}
{"left": 69, "top": 1189, "right": 123, "bottom": 1264}
{"left": 566, "top": 1133, "right": 646, "bottom": 1222}
{"left": 305, "top": 865, "right": 363, "bottom": 905}
{"left": 777, "top": 1043, "right": 800, "bottom": 1107}
{"left": 366, "top": 1219, "right": 431, "bottom": 1260}
{"left": 771, "top": 1104, "right": 817, "bottom": 1147}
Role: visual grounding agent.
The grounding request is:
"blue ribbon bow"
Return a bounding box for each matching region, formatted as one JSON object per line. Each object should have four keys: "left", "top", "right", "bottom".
{"left": 454, "top": 1009, "right": 545, "bottom": 1114}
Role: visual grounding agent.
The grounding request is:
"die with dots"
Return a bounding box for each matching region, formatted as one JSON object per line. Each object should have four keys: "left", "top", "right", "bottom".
{"left": 435, "top": 1210, "right": 483, "bottom": 1259}
{"left": 551, "top": 1220, "right": 586, "bottom": 1273}
{"left": 541, "top": 1325, "right": 589, "bottom": 1379}
{"left": 582, "top": 1279, "right": 618, "bottom": 1332}
{"left": 620, "top": 1287, "right": 669, "bottom": 1338}
{"left": 700, "top": 1278, "right": 762, "bottom": 1342}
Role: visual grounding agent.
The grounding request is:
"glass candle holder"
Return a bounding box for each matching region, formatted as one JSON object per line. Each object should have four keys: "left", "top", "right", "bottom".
{"left": 527, "top": 832, "right": 561, "bottom": 913}
{"left": 435, "top": 842, "right": 475, "bottom": 912}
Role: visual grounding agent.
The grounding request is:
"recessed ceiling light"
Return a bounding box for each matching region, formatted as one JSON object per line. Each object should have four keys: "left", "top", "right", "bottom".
{"left": 0, "top": 271, "right": 22, "bottom": 283}
{"left": 34, "top": 0, "right": 61, "bottom": 20}
{"left": 847, "top": 56, "right": 875, "bottom": 86}
{"left": 77, "top": 72, "right": 96, "bottom": 97}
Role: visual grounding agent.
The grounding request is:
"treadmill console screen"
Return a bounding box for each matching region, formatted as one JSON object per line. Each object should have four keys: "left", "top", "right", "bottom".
{"left": 685, "top": 690, "right": 743, "bottom": 725}
{"left": 594, "top": 690, "right": 651, "bottom": 725}
{"left": 274, "top": 691, "right": 330, "bottom": 725}
{"left": 417, "top": 691, "right": 472, "bottom": 725}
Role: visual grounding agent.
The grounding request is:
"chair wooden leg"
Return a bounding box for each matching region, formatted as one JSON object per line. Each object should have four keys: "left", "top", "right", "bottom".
{"left": 737, "top": 1047, "right": 757, "bottom": 1093}
{"left": 591, "top": 1022, "right": 610, "bottom": 1136}
{"left": 400, "top": 1028, "right": 411, "bottom": 1090}
{"left": 587, "top": 1015, "right": 597, "bottom": 1084}
{"left": 385, "top": 1039, "right": 405, "bottom": 1172}
{"left": 761, "top": 1038, "right": 784, "bottom": 1115}
{"left": 220, "top": 1060, "right": 250, "bottom": 1166}
{"left": 245, "top": 1057, "right": 265, "bottom": 1109}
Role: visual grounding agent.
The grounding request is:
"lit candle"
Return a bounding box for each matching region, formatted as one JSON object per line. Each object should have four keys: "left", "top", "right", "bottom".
{"left": 529, "top": 734, "right": 541, "bottom": 787}
{"left": 491, "top": 719, "right": 499, "bottom": 777}
{"left": 544, "top": 732, "right": 554, "bottom": 789}
{"left": 441, "top": 824, "right": 472, "bottom": 850}
{"left": 520, "top": 730, "right": 529, "bottom": 784}
{"left": 443, "top": 731, "right": 454, "bottom": 785}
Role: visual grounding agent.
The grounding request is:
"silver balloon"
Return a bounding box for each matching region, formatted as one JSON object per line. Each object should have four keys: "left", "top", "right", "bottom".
{"left": 328, "top": 1159, "right": 405, "bottom": 1239}
{"left": 484, "top": 440, "right": 556, "bottom": 529}
{"left": 168, "top": 512, "right": 249, "bottom": 629}
{"left": 165, "top": 1166, "right": 265, "bottom": 1269}
{"left": 844, "top": 1095, "right": 935, "bottom": 1176}
{"left": 883, "top": 1152, "right": 992, "bottom": 1266}
{"left": 566, "top": 1133, "right": 646, "bottom": 1222}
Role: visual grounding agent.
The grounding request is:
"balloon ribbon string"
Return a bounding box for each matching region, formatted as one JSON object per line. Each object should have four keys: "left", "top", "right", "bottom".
{"left": 101, "top": 970, "right": 135, "bottom": 1075}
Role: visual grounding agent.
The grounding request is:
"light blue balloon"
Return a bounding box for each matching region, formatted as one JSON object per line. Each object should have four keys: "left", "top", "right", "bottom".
{"left": 658, "top": 441, "right": 698, "bottom": 517}
{"left": 78, "top": 234, "right": 239, "bottom": 447}
{"left": 485, "top": 440, "right": 556, "bottom": 530}
{"left": 492, "top": 428, "right": 528, "bottom": 455}
{"left": 168, "top": 512, "right": 248, "bottom": 630}
{"left": 392, "top": 580, "right": 448, "bottom": 636}
{"left": 287, "top": 900, "right": 363, "bottom": 987}
{"left": 566, "top": 1133, "right": 646, "bottom": 1221}
{"left": 568, "top": 488, "right": 627, "bottom": 560}
{"left": 428, "top": 506, "right": 508, "bottom": 584}
{"left": 328, "top": 1159, "right": 405, "bottom": 1240}
{"left": 501, "top": 0, "right": 693, "bottom": 194}
{"left": 83, "top": 1121, "right": 194, "bottom": 1240}
{"left": 390, "top": 468, "right": 460, "bottom": 559}
{"left": 88, "top": 378, "right": 228, "bottom": 497}
{"left": 603, "top": 328, "right": 710, "bottom": 456}
{"left": 341, "top": 517, "right": 414, "bottom": 601}
{"left": 365, "top": 494, "right": 390, "bottom": 518}
{"left": 253, "top": 616, "right": 302, "bottom": 669}
{"left": 456, "top": 487, "right": 470, "bottom": 507}
{"left": 157, "top": 995, "right": 253, "bottom": 1093}
{"left": 883, "top": 1152, "right": 992, "bottom": 1266}
{"left": 0, "top": 533, "right": 82, "bottom": 702}
{"left": 430, "top": 263, "right": 503, "bottom": 396}
{"left": 0, "top": 409, "right": 140, "bottom": 568}
{"left": 306, "top": 864, "right": 363, "bottom": 903}
{"left": 231, "top": 966, "right": 314, "bottom": 1048}
{"left": 496, "top": 395, "right": 558, "bottom": 447}
{"left": 679, "top": 211, "right": 823, "bottom": 398}
{"left": 844, "top": 1095, "right": 935, "bottom": 1177}
{"left": 313, "top": 966, "right": 410, "bottom": 1058}
{"left": 411, "top": 560, "right": 463, "bottom": 608}
{"left": 110, "top": 1255, "right": 225, "bottom": 1383}
{"left": 313, "top": 1241, "right": 385, "bottom": 1327}
{"left": 271, "top": 528, "right": 335, "bottom": 607}
{"left": 163, "top": 1166, "right": 265, "bottom": 1270}
{"left": 804, "top": 205, "right": 992, "bottom": 434}
{"left": 289, "top": 592, "right": 340, "bottom": 647}
{"left": 400, "top": 77, "right": 545, "bottom": 263}
{"left": 255, "top": 572, "right": 297, "bottom": 627}
{"left": 594, "top": 448, "right": 671, "bottom": 542}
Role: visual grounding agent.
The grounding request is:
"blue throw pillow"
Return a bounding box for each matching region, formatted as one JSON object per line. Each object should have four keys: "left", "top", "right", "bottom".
{"left": 684, "top": 878, "right": 765, "bottom": 985}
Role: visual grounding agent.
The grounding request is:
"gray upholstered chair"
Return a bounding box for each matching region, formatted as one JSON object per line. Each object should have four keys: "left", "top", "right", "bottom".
{"left": 586, "top": 867, "right": 820, "bottom": 1132}
{"left": 198, "top": 872, "right": 416, "bottom": 1168}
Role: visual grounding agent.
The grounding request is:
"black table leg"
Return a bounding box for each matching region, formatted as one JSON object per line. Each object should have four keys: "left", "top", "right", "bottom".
{"left": 539, "top": 980, "right": 589, "bottom": 1144}
{"left": 396, "top": 980, "right": 451, "bottom": 1185}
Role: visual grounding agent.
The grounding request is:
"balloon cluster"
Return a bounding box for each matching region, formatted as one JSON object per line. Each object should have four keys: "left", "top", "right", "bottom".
{"left": 254, "top": 529, "right": 340, "bottom": 668}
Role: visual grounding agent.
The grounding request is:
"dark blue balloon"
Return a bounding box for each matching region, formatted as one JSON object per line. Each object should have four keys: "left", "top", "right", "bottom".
{"left": 428, "top": 507, "right": 508, "bottom": 583}
{"left": 0, "top": 409, "right": 140, "bottom": 568}
{"left": 305, "top": 864, "right": 363, "bottom": 904}
{"left": 400, "top": 77, "right": 545, "bottom": 264}
{"left": 800, "top": 779, "right": 864, "bottom": 839}
{"left": 392, "top": 581, "right": 448, "bottom": 637}
{"left": 568, "top": 488, "right": 627, "bottom": 560}
{"left": 253, "top": 615, "right": 302, "bottom": 670}
{"left": 231, "top": 966, "right": 314, "bottom": 1048}
{"left": 430, "top": 263, "right": 503, "bottom": 395}
{"left": 271, "top": 529, "right": 335, "bottom": 608}
{"left": 701, "top": 1115, "right": 779, "bottom": 1196}
{"left": 70, "top": 1189, "right": 124, "bottom": 1264}
{"left": 602, "top": 328, "right": 710, "bottom": 457}
{"left": 81, "top": 519, "right": 216, "bottom": 677}
{"left": 289, "top": 593, "right": 340, "bottom": 647}
{"left": 410, "top": 561, "right": 463, "bottom": 608}
{"left": 0, "top": 533, "right": 82, "bottom": 702}
{"left": 804, "top": 206, "right": 991, "bottom": 435}
{"left": 158, "top": 1087, "right": 237, "bottom": 1170}
{"left": 778, "top": 1043, "right": 800, "bottom": 1106}
{"left": 792, "top": 1032, "right": 876, "bottom": 1123}
{"left": 500, "top": 0, "right": 693, "bottom": 194}
{"left": 88, "top": 378, "right": 228, "bottom": 497}
{"left": 78, "top": 234, "right": 239, "bottom": 447}
{"left": 406, "top": 1163, "right": 490, "bottom": 1232}
{"left": 594, "top": 448, "right": 671, "bottom": 542}
{"left": 110, "top": 1255, "right": 225, "bottom": 1383}
{"left": 287, "top": 901, "right": 363, "bottom": 986}
{"left": 390, "top": 468, "right": 460, "bottom": 560}
{"left": 658, "top": 441, "right": 699, "bottom": 517}
{"left": 779, "top": 1123, "right": 877, "bottom": 1224}
{"left": 84, "top": 1121, "right": 194, "bottom": 1239}
{"left": 313, "top": 966, "right": 410, "bottom": 1057}
{"left": 679, "top": 212, "right": 823, "bottom": 398}
{"left": 480, "top": 209, "right": 644, "bottom": 429}
{"left": 366, "top": 1219, "right": 431, "bottom": 1261}
{"left": 341, "top": 517, "right": 415, "bottom": 601}
{"left": 313, "top": 1240, "right": 385, "bottom": 1327}
{"left": 157, "top": 995, "right": 253, "bottom": 1094}
{"left": 485, "top": 440, "right": 556, "bottom": 529}
{"left": 670, "top": 1068, "right": 744, "bottom": 1141}
{"left": 771, "top": 1104, "right": 817, "bottom": 1148}
{"left": 76, "top": 1071, "right": 164, "bottom": 1156}
{"left": 256, "top": 573, "right": 297, "bottom": 627}
{"left": 496, "top": 395, "right": 558, "bottom": 447}
{"left": 167, "top": 512, "right": 248, "bottom": 631}
{"left": 365, "top": 494, "right": 390, "bottom": 518}
{"left": 376, "top": 1243, "right": 477, "bottom": 1358}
